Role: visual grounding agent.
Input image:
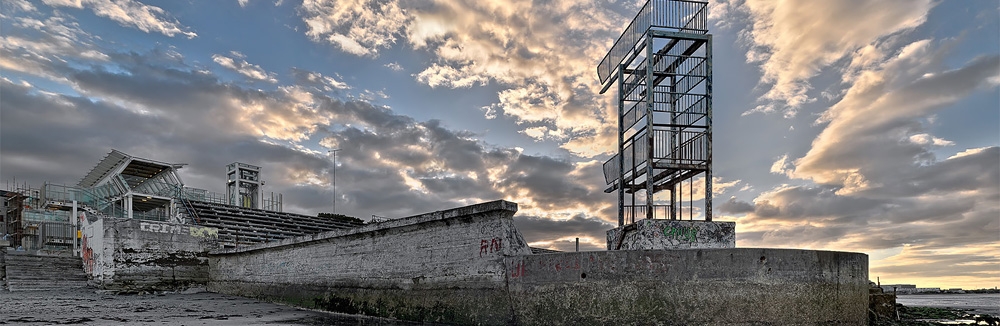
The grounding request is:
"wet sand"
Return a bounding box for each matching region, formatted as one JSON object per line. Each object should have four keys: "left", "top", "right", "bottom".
{"left": 0, "top": 288, "right": 424, "bottom": 325}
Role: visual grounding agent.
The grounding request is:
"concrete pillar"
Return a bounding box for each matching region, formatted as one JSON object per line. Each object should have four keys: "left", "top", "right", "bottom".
{"left": 126, "top": 194, "right": 133, "bottom": 219}
{"left": 72, "top": 200, "right": 78, "bottom": 257}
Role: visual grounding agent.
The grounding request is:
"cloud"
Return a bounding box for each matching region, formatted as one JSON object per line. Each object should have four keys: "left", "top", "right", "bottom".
{"left": 3, "top": 0, "right": 37, "bottom": 12}
{"left": 212, "top": 52, "right": 278, "bottom": 83}
{"left": 0, "top": 11, "right": 109, "bottom": 80}
{"left": 297, "top": 0, "right": 623, "bottom": 156}
{"left": 299, "top": 0, "right": 407, "bottom": 56}
{"left": 729, "top": 0, "right": 934, "bottom": 117}
{"left": 513, "top": 214, "right": 613, "bottom": 245}
{"left": 0, "top": 10, "right": 616, "bottom": 243}
{"left": 384, "top": 62, "right": 403, "bottom": 71}
{"left": 42, "top": 0, "right": 197, "bottom": 38}
{"left": 718, "top": 197, "right": 753, "bottom": 214}
{"left": 513, "top": 213, "right": 612, "bottom": 251}
{"left": 290, "top": 67, "right": 351, "bottom": 92}
{"left": 414, "top": 63, "right": 488, "bottom": 88}
{"left": 724, "top": 16, "right": 1000, "bottom": 286}
{"left": 870, "top": 245, "right": 1000, "bottom": 289}
{"left": 769, "top": 154, "right": 793, "bottom": 177}
{"left": 793, "top": 51, "right": 1000, "bottom": 191}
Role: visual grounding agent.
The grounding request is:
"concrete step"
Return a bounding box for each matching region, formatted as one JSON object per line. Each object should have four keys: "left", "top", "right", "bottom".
{"left": 8, "top": 283, "right": 89, "bottom": 292}
{"left": 6, "top": 274, "right": 88, "bottom": 281}
{"left": 6, "top": 262, "right": 84, "bottom": 267}
{"left": 3, "top": 254, "right": 89, "bottom": 291}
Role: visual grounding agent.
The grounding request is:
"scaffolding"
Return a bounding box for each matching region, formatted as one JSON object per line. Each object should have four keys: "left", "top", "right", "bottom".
{"left": 599, "top": 0, "right": 713, "bottom": 226}
{"left": 2, "top": 185, "right": 75, "bottom": 252}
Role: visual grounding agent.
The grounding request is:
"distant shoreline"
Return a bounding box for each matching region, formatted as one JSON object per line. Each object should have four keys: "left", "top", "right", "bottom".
{"left": 895, "top": 293, "right": 1000, "bottom": 317}
{"left": 896, "top": 290, "right": 1000, "bottom": 295}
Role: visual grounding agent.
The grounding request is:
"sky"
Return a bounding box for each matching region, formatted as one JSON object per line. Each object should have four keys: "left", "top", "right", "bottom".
{"left": 0, "top": 0, "right": 997, "bottom": 289}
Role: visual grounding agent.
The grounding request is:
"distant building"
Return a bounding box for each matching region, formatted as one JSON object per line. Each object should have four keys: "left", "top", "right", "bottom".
{"left": 879, "top": 284, "right": 944, "bottom": 294}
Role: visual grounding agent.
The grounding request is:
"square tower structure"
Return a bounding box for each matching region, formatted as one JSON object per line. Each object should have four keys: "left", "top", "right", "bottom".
{"left": 599, "top": 0, "right": 713, "bottom": 226}
{"left": 227, "top": 162, "right": 261, "bottom": 209}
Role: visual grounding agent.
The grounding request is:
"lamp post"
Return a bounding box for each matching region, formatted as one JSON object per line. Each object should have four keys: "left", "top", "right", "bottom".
{"left": 328, "top": 149, "right": 341, "bottom": 214}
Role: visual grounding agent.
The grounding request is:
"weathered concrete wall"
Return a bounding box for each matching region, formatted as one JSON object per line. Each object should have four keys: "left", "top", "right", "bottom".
{"left": 208, "top": 200, "right": 868, "bottom": 325}
{"left": 208, "top": 200, "right": 531, "bottom": 324}
{"left": 82, "top": 216, "right": 219, "bottom": 290}
{"left": 505, "top": 249, "right": 869, "bottom": 325}
{"left": 80, "top": 212, "right": 106, "bottom": 281}
{"left": 607, "top": 219, "right": 735, "bottom": 250}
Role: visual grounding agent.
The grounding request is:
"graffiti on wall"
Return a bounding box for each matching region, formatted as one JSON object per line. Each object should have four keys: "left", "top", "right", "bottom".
{"left": 511, "top": 260, "right": 526, "bottom": 278}
{"left": 81, "top": 232, "right": 95, "bottom": 273}
{"left": 480, "top": 238, "right": 503, "bottom": 257}
{"left": 140, "top": 222, "right": 218, "bottom": 238}
{"left": 663, "top": 225, "right": 698, "bottom": 242}
{"left": 79, "top": 212, "right": 103, "bottom": 277}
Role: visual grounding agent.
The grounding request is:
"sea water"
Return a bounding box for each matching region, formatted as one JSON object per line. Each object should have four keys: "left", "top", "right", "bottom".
{"left": 896, "top": 293, "right": 1000, "bottom": 316}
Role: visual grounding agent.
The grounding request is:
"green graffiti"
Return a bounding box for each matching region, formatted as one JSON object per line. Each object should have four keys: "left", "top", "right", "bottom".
{"left": 663, "top": 226, "right": 698, "bottom": 242}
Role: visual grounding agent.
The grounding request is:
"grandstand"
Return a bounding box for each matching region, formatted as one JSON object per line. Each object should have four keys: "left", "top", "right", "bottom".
{"left": 2, "top": 149, "right": 362, "bottom": 251}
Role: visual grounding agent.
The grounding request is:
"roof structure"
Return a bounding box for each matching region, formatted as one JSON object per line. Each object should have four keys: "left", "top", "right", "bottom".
{"left": 78, "top": 149, "right": 186, "bottom": 189}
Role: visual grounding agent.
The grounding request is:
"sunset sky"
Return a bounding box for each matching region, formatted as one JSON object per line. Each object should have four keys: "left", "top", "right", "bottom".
{"left": 1, "top": 0, "right": 997, "bottom": 289}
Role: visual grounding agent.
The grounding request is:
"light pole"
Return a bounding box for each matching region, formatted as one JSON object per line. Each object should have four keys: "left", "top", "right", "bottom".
{"left": 328, "top": 149, "right": 341, "bottom": 214}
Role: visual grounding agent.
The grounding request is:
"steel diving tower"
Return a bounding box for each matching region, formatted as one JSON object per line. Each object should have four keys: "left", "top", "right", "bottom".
{"left": 599, "top": 0, "right": 712, "bottom": 226}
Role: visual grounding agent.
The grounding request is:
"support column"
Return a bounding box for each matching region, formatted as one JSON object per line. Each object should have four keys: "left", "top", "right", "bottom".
{"left": 126, "top": 194, "right": 133, "bottom": 219}
{"left": 617, "top": 64, "right": 626, "bottom": 227}
{"left": 705, "top": 35, "right": 714, "bottom": 222}
{"left": 644, "top": 35, "right": 655, "bottom": 220}
{"left": 72, "top": 199, "right": 78, "bottom": 257}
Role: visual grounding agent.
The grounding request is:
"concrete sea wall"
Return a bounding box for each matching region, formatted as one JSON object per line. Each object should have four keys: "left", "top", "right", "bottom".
{"left": 81, "top": 216, "right": 218, "bottom": 290}
{"left": 208, "top": 201, "right": 869, "bottom": 325}
{"left": 208, "top": 200, "right": 531, "bottom": 324}
{"left": 506, "top": 249, "right": 869, "bottom": 325}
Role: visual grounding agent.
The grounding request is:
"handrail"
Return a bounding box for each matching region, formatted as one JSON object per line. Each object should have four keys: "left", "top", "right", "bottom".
{"left": 597, "top": 0, "right": 708, "bottom": 86}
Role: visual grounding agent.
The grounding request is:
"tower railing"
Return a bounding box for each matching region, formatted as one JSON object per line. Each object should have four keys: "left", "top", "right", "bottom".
{"left": 597, "top": 0, "right": 708, "bottom": 84}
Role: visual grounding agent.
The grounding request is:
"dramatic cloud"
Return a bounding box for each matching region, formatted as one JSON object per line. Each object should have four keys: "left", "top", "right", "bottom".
{"left": 695, "top": 0, "right": 1000, "bottom": 288}
{"left": 41, "top": 0, "right": 197, "bottom": 38}
{"left": 730, "top": 0, "right": 934, "bottom": 117}
{"left": 300, "top": 0, "right": 407, "bottom": 56}
{"left": 2, "top": 0, "right": 996, "bottom": 290}
{"left": 794, "top": 50, "right": 1000, "bottom": 193}
{"left": 0, "top": 4, "right": 615, "bottom": 243}
{"left": 0, "top": 10, "right": 109, "bottom": 80}
{"left": 724, "top": 43, "right": 999, "bottom": 288}
{"left": 297, "top": 0, "right": 624, "bottom": 157}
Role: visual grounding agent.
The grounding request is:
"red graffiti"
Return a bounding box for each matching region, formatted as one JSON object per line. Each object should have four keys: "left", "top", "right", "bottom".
{"left": 479, "top": 238, "right": 503, "bottom": 257}
{"left": 511, "top": 260, "right": 526, "bottom": 278}
{"left": 81, "top": 233, "right": 95, "bottom": 273}
{"left": 553, "top": 258, "right": 581, "bottom": 272}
